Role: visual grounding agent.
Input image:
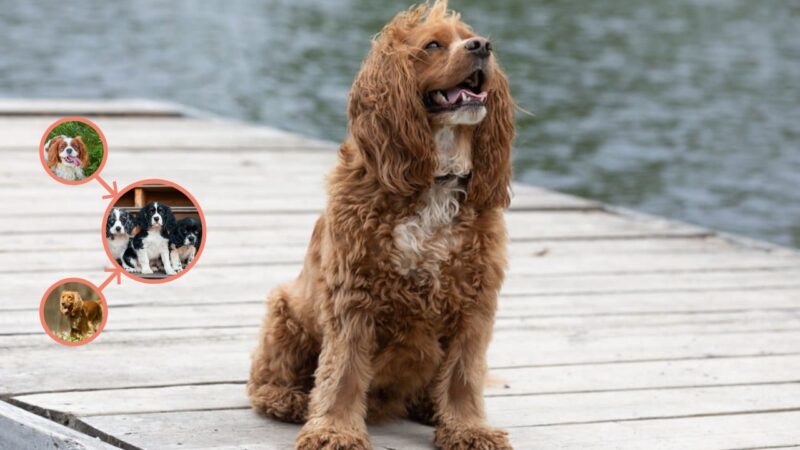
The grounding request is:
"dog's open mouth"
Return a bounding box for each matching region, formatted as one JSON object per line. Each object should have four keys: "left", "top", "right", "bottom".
{"left": 425, "top": 69, "right": 487, "bottom": 112}
{"left": 63, "top": 156, "right": 82, "bottom": 166}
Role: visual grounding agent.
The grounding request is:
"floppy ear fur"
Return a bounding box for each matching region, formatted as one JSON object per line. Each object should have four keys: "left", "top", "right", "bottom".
{"left": 46, "top": 137, "right": 62, "bottom": 169}
{"left": 162, "top": 205, "right": 176, "bottom": 238}
{"left": 467, "top": 67, "right": 515, "bottom": 210}
{"left": 347, "top": 6, "right": 435, "bottom": 196}
{"left": 73, "top": 136, "right": 89, "bottom": 167}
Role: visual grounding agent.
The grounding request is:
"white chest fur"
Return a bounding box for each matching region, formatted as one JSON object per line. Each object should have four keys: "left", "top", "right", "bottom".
{"left": 107, "top": 234, "right": 129, "bottom": 259}
{"left": 52, "top": 163, "right": 84, "bottom": 181}
{"left": 392, "top": 127, "right": 471, "bottom": 280}
{"left": 142, "top": 232, "right": 170, "bottom": 258}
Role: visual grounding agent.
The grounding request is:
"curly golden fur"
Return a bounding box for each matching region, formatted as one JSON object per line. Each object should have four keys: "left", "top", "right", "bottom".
{"left": 248, "top": 2, "right": 515, "bottom": 449}
{"left": 59, "top": 291, "right": 102, "bottom": 340}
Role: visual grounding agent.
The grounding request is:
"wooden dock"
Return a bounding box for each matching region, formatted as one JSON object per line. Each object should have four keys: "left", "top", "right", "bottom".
{"left": 1, "top": 99, "right": 800, "bottom": 449}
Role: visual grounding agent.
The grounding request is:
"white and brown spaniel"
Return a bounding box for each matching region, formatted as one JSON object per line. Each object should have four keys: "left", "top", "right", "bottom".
{"left": 44, "top": 135, "right": 88, "bottom": 181}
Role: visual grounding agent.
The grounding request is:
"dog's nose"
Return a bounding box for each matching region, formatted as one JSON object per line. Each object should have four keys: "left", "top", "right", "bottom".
{"left": 188, "top": 236, "right": 196, "bottom": 243}
{"left": 465, "top": 37, "right": 491, "bottom": 58}
{"left": 153, "top": 217, "right": 160, "bottom": 222}
{"left": 66, "top": 148, "right": 74, "bottom": 155}
{"left": 115, "top": 226, "right": 122, "bottom": 232}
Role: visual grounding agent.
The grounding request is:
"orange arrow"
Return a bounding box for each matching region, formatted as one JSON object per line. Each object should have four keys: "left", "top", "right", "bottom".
{"left": 96, "top": 175, "right": 119, "bottom": 200}
{"left": 99, "top": 266, "right": 122, "bottom": 291}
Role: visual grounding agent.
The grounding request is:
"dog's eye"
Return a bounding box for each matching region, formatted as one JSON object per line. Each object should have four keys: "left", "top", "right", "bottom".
{"left": 425, "top": 41, "right": 442, "bottom": 50}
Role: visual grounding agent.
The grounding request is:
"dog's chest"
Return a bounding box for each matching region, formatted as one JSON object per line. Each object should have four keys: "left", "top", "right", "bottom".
{"left": 53, "top": 163, "right": 84, "bottom": 181}
{"left": 142, "top": 232, "right": 169, "bottom": 257}
{"left": 172, "top": 244, "right": 195, "bottom": 260}
{"left": 107, "top": 235, "right": 129, "bottom": 258}
{"left": 390, "top": 127, "right": 470, "bottom": 280}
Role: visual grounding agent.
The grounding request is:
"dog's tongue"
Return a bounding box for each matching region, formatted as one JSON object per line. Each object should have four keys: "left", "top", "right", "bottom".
{"left": 62, "top": 308, "right": 68, "bottom": 313}
{"left": 65, "top": 156, "right": 82, "bottom": 166}
{"left": 445, "top": 87, "right": 488, "bottom": 104}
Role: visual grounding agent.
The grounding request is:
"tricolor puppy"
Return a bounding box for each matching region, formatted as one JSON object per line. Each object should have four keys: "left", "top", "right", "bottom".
{"left": 105, "top": 208, "right": 139, "bottom": 272}
{"left": 44, "top": 135, "right": 88, "bottom": 181}
{"left": 131, "top": 202, "right": 177, "bottom": 275}
{"left": 169, "top": 217, "right": 201, "bottom": 272}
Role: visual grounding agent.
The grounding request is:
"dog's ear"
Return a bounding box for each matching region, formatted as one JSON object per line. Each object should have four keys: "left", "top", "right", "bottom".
{"left": 347, "top": 6, "right": 435, "bottom": 196}
{"left": 125, "top": 213, "right": 135, "bottom": 234}
{"left": 46, "top": 137, "right": 61, "bottom": 169}
{"left": 71, "top": 292, "right": 83, "bottom": 317}
{"left": 467, "top": 67, "right": 515, "bottom": 210}
{"left": 136, "top": 209, "right": 149, "bottom": 230}
{"left": 73, "top": 136, "right": 89, "bottom": 167}
{"left": 163, "top": 206, "right": 176, "bottom": 237}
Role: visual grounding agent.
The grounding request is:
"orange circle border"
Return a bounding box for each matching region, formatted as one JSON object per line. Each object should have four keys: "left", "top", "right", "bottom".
{"left": 38, "top": 116, "right": 109, "bottom": 186}
{"left": 39, "top": 277, "right": 109, "bottom": 347}
{"left": 101, "top": 178, "right": 208, "bottom": 285}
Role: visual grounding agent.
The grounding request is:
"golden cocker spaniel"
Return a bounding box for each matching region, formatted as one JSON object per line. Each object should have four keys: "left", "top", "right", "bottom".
{"left": 59, "top": 290, "right": 102, "bottom": 340}
{"left": 248, "top": 1, "right": 515, "bottom": 449}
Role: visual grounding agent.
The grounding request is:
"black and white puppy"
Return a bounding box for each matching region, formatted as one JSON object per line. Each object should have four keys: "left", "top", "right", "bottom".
{"left": 169, "top": 217, "right": 202, "bottom": 272}
{"left": 105, "top": 208, "right": 139, "bottom": 272}
{"left": 131, "top": 202, "right": 177, "bottom": 275}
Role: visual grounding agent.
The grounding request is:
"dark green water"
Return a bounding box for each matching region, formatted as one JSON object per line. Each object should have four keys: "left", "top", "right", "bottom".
{"left": 2, "top": 0, "right": 799, "bottom": 246}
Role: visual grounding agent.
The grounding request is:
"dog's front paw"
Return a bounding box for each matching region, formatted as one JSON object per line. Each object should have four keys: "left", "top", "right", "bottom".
{"left": 296, "top": 424, "right": 371, "bottom": 450}
{"left": 164, "top": 267, "right": 177, "bottom": 275}
{"left": 174, "top": 264, "right": 183, "bottom": 272}
{"left": 140, "top": 267, "right": 153, "bottom": 275}
{"left": 435, "top": 425, "right": 512, "bottom": 450}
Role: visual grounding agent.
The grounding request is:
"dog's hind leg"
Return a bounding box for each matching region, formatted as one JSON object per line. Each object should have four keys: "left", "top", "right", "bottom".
{"left": 248, "top": 284, "right": 318, "bottom": 423}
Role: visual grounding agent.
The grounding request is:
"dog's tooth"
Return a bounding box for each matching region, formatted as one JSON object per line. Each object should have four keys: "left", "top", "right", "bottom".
{"left": 434, "top": 91, "right": 447, "bottom": 105}
{"left": 461, "top": 91, "right": 468, "bottom": 102}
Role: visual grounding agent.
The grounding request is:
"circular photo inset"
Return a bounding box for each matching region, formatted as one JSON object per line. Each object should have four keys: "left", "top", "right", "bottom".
{"left": 39, "top": 117, "right": 108, "bottom": 185}
{"left": 103, "top": 179, "right": 206, "bottom": 283}
{"left": 40, "top": 278, "right": 107, "bottom": 346}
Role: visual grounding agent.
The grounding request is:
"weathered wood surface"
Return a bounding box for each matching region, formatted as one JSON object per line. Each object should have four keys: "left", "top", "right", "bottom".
{"left": 1, "top": 100, "right": 799, "bottom": 449}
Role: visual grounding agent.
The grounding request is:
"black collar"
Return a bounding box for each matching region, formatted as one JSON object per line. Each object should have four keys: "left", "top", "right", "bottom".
{"left": 434, "top": 172, "right": 471, "bottom": 185}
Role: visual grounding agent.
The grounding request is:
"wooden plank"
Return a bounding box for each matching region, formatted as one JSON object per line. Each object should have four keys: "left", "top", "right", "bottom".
{"left": 0, "top": 117, "right": 331, "bottom": 150}
{"left": 0, "top": 98, "right": 185, "bottom": 117}
{"left": 0, "top": 186, "right": 595, "bottom": 215}
{"left": 508, "top": 411, "right": 800, "bottom": 449}
{"left": 4, "top": 299, "right": 800, "bottom": 335}
{"left": 13, "top": 356, "right": 800, "bottom": 416}
{"left": 2, "top": 245, "right": 796, "bottom": 275}
{"left": 77, "top": 407, "right": 800, "bottom": 450}
{"left": 0, "top": 400, "right": 117, "bottom": 450}
{"left": 0, "top": 210, "right": 711, "bottom": 249}
{"left": 80, "top": 410, "right": 432, "bottom": 450}
{"left": 15, "top": 382, "right": 800, "bottom": 428}
{"left": 4, "top": 326, "right": 800, "bottom": 395}
{"left": 2, "top": 266, "right": 800, "bottom": 313}
{"left": 6, "top": 286, "right": 799, "bottom": 319}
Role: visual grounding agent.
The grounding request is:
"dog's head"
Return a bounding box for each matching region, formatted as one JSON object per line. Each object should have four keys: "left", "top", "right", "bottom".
{"left": 348, "top": 0, "right": 514, "bottom": 208}
{"left": 59, "top": 291, "right": 83, "bottom": 317}
{"left": 171, "top": 217, "right": 202, "bottom": 249}
{"left": 106, "top": 208, "right": 135, "bottom": 238}
{"left": 47, "top": 136, "right": 88, "bottom": 170}
{"left": 138, "top": 202, "right": 175, "bottom": 237}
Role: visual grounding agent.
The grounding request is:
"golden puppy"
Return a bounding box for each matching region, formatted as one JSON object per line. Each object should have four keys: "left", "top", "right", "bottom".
{"left": 59, "top": 290, "right": 102, "bottom": 340}
{"left": 248, "top": 1, "right": 514, "bottom": 449}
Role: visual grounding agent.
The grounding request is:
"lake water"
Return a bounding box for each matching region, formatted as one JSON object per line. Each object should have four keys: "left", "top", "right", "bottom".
{"left": 2, "top": 0, "right": 799, "bottom": 247}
